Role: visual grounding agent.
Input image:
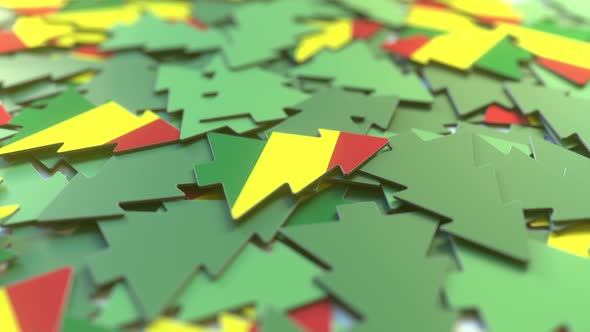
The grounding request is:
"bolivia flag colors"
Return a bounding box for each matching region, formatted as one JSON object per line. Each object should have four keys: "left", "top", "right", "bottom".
{"left": 0, "top": 267, "right": 73, "bottom": 332}
{"left": 0, "top": 101, "right": 179, "bottom": 155}
{"left": 230, "top": 129, "right": 388, "bottom": 219}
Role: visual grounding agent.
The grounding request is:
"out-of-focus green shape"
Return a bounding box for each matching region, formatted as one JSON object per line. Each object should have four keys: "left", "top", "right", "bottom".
{"left": 291, "top": 42, "right": 432, "bottom": 103}
{"left": 335, "top": 0, "right": 407, "bottom": 27}
{"left": 191, "top": 0, "right": 245, "bottom": 25}
{"left": 83, "top": 52, "right": 166, "bottom": 112}
{"left": 388, "top": 93, "right": 456, "bottom": 134}
{"left": 101, "top": 14, "right": 224, "bottom": 54}
{"left": 398, "top": 27, "right": 442, "bottom": 38}
{"left": 157, "top": 60, "right": 306, "bottom": 139}
{"left": 90, "top": 197, "right": 297, "bottom": 320}
{"left": 549, "top": 0, "right": 590, "bottom": 23}
{"left": 1, "top": 80, "right": 67, "bottom": 113}
{"left": 39, "top": 139, "right": 210, "bottom": 222}
{"left": 283, "top": 202, "right": 455, "bottom": 332}
{"left": 267, "top": 88, "right": 397, "bottom": 137}
{"left": 456, "top": 122, "right": 544, "bottom": 155}
{"left": 61, "top": 0, "right": 124, "bottom": 11}
{"left": 177, "top": 242, "right": 323, "bottom": 321}
{"left": 89, "top": 200, "right": 245, "bottom": 319}
{"left": 515, "top": 1, "right": 559, "bottom": 25}
{"left": 506, "top": 81, "right": 590, "bottom": 151}
{"left": 62, "top": 316, "right": 124, "bottom": 332}
{"left": 0, "top": 53, "right": 95, "bottom": 89}
{"left": 285, "top": 183, "right": 386, "bottom": 227}
{"left": 530, "top": 21, "right": 590, "bottom": 41}
{"left": 94, "top": 283, "right": 140, "bottom": 328}
{"left": 361, "top": 131, "right": 530, "bottom": 262}
{"left": 423, "top": 66, "right": 513, "bottom": 116}
{"left": 261, "top": 308, "right": 304, "bottom": 332}
{"left": 0, "top": 7, "right": 15, "bottom": 29}
{"left": 474, "top": 133, "right": 590, "bottom": 226}
{"left": 447, "top": 239, "right": 590, "bottom": 332}
{"left": 0, "top": 160, "right": 68, "bottom": 225}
